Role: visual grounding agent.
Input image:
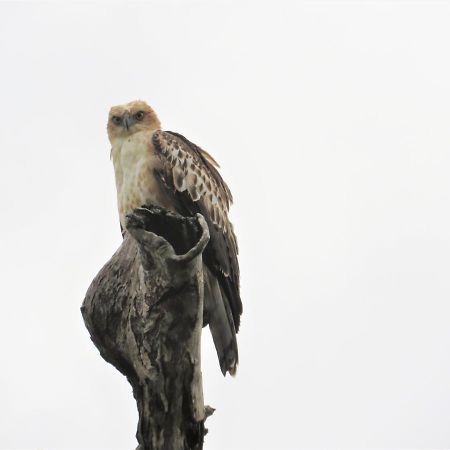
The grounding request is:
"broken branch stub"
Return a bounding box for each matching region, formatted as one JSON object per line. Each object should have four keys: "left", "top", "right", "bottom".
{"left": 81, "top": 205, "right": 212, "bottom": 450}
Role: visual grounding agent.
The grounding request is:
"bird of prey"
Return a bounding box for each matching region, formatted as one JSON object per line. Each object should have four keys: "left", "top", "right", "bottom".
{"left": 107, "top": 100, "right": 242, "bottom": 375}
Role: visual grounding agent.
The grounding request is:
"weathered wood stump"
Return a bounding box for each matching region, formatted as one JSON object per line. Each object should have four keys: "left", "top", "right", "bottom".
{"left": 81, "top": 205, "right": 213, "bottom": 450}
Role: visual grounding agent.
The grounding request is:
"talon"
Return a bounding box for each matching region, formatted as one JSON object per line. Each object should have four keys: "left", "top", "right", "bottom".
{"left": 125, "top": 212, "right": 145, "bottom": 230}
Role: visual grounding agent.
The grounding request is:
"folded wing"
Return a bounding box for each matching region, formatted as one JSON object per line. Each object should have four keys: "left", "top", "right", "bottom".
{"left": 152, "top": 130, "right": 242, "bottom": 373}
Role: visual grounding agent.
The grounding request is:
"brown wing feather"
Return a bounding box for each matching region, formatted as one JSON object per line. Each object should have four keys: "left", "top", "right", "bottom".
{"left": 152, "top": 130, "right": 242, "bottom": 331}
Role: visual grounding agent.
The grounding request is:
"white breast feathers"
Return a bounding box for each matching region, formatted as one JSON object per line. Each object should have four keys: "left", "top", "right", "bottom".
{"left": 111, "top": 130, "right": 171, "bottom": 228}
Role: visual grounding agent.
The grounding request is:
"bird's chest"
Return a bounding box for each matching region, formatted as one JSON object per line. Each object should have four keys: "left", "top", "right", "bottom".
{"left": 112, "top": 133, "right": 167, "bottom": 226}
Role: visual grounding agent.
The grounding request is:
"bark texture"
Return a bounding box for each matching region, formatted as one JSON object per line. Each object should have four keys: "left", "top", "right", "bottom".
{"left": 81, "top": 205, "right": 213, "bottom": 450}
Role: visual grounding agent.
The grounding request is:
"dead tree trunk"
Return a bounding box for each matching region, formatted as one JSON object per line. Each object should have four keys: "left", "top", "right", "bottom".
{"left": 81, "top": 206, "right": 213, "bottom": 450}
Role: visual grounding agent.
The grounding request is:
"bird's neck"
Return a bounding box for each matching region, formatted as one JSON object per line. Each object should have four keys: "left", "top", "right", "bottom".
{"left": 110, "top": 130, "right": 156, "bottom": 165}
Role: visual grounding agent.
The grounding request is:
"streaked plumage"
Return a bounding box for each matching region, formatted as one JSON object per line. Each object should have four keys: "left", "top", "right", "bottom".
{"left": 107, "top": 100, "right": 242, "bottom": 375}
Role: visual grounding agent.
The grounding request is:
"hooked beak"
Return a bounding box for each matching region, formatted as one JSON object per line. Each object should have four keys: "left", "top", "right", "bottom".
{"left": 123, "top": 113, "right": 131, "bottom": 131}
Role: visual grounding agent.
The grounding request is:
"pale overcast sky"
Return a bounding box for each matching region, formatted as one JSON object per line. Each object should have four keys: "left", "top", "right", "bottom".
{"left": 1, "top": 1, "right": 450, "bottom": 449}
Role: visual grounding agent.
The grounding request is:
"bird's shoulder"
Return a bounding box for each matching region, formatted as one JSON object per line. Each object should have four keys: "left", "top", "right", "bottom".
{"left": 152, "top": 130, "right": 233, "bottom": 208}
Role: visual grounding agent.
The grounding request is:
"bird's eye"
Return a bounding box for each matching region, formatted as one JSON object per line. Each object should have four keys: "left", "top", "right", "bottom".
{"left": 112, "top": 116, "right": 122, "bottom": 125}
{"left": 135, "top": 111, "right": 145, "bottom": 121}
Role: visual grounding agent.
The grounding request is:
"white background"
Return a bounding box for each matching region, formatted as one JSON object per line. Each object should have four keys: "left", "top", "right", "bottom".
{"left": 1, "top": 1, "right": 450, "bottom": 449}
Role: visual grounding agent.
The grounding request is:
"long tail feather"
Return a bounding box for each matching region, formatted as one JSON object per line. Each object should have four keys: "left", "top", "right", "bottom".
{"left": 203, "top": 265, "right": 238, "bottom": 376}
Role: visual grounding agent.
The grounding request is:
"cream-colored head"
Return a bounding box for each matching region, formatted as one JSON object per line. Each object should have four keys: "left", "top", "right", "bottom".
{"left": 107, "top": 100, "right": 161, "bottom": 143}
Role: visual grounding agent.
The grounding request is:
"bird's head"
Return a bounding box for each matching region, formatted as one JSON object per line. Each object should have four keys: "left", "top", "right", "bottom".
{"left": 107, "top": 100, "right": 161, "bottom": 143}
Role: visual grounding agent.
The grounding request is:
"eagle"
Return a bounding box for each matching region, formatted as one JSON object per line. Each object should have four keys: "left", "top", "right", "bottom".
{"left": 107, "top": 100, "right": 242, "bottom": 376}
